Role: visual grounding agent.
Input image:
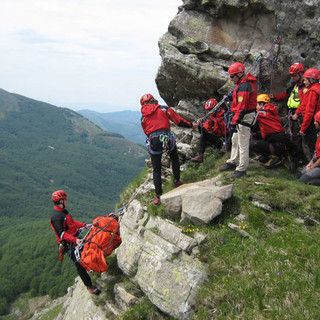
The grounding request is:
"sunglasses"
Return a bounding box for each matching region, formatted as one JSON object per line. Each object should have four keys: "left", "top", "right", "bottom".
{"left": 230, "top": 75, "right": 237, "bottom": 79}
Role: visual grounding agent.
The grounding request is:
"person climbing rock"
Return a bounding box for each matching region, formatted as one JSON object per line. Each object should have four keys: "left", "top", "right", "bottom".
{"left": 140, "top": 93, "right": 196, "bottom": 205}
{"left": 49, "top": 190, "right": 101, "bottom": 295}
{"left": 191, "top": 98, "right": 229, "bottom": 163}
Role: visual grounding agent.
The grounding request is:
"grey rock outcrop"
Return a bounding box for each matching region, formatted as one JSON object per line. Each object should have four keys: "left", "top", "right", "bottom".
{"left": 161, "top": 176, "right": 233, "bottom": 224}
{"left": 156, "top": 0, "right": 320, "bottom": 113}
{"left": 116, "top": 200, "right": 208, "bottom": 319}
{"left": 55, "top": 278, "right": 105, "bottom": 320}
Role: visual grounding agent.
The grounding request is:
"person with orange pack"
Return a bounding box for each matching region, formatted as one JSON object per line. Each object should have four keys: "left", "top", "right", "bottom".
{"left": 191, "top": 98, "right": 229, "bottom": 163}
{"left": 49, "top": 190, "right": 101, "bottom": 295}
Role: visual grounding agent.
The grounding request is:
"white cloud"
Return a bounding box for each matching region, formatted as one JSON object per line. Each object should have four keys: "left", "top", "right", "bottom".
{"left": 0, "top": 0, "right": 181, "bottom": 111}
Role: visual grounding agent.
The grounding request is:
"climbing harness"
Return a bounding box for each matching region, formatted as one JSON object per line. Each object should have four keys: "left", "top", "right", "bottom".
{"left": 146, "top": 130, "right": 176, "bottom": 155}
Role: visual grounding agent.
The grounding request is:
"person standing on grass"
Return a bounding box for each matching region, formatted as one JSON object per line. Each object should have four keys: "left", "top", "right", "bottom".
{"left": 270, "top": 62, "right": 306, "bottom": 164}
{"left": 295, "top": 68, "right": 320, "bottom": 162}
{"left": 219, "top": 62, "right": 257, "bottom": 178}
{"left": 140, "top": 93, "right": 196, "bottom": 205}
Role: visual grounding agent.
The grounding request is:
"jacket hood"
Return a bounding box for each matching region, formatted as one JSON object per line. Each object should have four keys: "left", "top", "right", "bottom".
{"left": 141, "top": 103, "right": 160, "bottom": 117}
{"left": 244, "top": 73, "right": 257, "bottom": 83}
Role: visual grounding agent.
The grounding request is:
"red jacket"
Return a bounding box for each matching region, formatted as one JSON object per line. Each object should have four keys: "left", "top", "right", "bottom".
{"left": 141, "top": 104, "right": 192, "bottom": 136}
{"left": 50, "top": 207, "right": 86, "bottom": 244}
{"left": 231, "top": 73, "right": 257, "bottom": 124}
{"left": 315, "top": 134, "right": 320, "bottom": 159}
{"left": 203, "top": 108, "right": 229, "bottom": 136}
{"left": 300, "top": 83, "right": 320, "bottom": 133}
{"left": 294, "top": 86, "right": 309, "bottom": 116}
{"left": 256, "top": 103, "right": 284, "bottom": 139}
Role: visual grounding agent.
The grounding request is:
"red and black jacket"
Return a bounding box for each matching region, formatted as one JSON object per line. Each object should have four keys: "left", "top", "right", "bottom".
{"left": 300, "top": 83, "right": 320, "bottom": 133}
{"left": 202, "top": 108, "right": 229, "bottom": 136}
{"left": 256, "top": 103, "right": 284, "bottom": 139}
{"left": 49, "top": 207, "right": 86, "bottom": 244}
{"left": 231, "top": 73, "right": 257, "bottom": 125}
{"left": 141, "top": 104, "right": 192, "bottom": 136}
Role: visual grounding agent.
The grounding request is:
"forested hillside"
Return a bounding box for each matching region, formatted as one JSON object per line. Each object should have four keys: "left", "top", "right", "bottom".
{"left": 78, "top": 109, "right": 145, "bottom": 145}
{"left": 0, "top": 88, "right": 146, "bottom": 315}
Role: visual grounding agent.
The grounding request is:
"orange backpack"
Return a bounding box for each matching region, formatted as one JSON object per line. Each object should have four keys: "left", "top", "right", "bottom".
{"left": 80, "top": 215, "right": 122, "bottom": 273}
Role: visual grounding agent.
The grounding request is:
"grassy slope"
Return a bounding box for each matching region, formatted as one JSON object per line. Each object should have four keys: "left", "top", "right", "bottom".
{"left": 119, "top": 149, "right": 320, "bottom": 320}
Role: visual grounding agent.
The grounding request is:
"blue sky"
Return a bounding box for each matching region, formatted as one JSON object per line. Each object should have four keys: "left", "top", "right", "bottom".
{"left": 0, "top": 0, "right": 181, "bottom": 112}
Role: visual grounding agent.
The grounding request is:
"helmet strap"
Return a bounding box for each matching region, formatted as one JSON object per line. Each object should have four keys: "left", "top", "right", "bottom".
{"left": 58, "top": 199, "right": 66, "bottom": 209}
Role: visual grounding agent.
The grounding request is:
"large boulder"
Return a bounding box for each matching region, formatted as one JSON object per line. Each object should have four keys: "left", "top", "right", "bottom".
{"left": 161, "top": 177, "right": 234, "bottom": 224}
{"left": 156, "top": 0, "right": 320, "bottom": 115}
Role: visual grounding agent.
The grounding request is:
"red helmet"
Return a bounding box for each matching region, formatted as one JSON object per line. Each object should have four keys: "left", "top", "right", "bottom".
{"left": 140, "top": 93, "right": 155, "bottom": 106}
{"left": 228, "top": 62, "right": 245, "bottom": 75}
{"left": 315, "top": 111, "right": 320, "bottom": 123}
{"left": 52, "top": 190, "right": 67, "bottom": 202}
{"left": 289, "top": 62, "right": 305, "bottom": 74}
{"left": 204, "top": 98, "right": 218, "bottom": 110}
{"left": 303, "top": 68, "right": 320, "bottom": 80}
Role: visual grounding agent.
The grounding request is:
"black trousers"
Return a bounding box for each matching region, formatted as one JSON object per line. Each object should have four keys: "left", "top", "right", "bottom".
{"left": 302, "top": 122, "right": 317, "bottom": 162}
{"left": 150, "top": 146, "right": 180, "bottom": 196}
{"left": 250, "top": 132, "right": 292, "bottom": 158}
{"left": 198, "top": 128, "right": 223, "bottom": 154}
{"left": 69, "top": 248, "right": 92, "bottom": 288}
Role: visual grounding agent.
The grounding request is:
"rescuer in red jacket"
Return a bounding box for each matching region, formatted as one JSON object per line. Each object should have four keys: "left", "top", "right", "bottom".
{"left": 270, "top": 63, "right": 307, "bottom": 164}
{"left": 219, "top": 62, "right": 257, "bottom": 178}
{"left": 191, "top": 98, "right": 229, "bottom": 163}
{"left": 251, "top": 94, "right": 295, "bottom": 170}
{"left": 295, "top": 68, "right": 320, "bottom": 162}
{"left": 140, "top": 93, "right": 195, "bottom": 205}
{"left": 270, "top": 62, "right": 306, "bottom": 115}
{"left": 300, "top": 110, "right": 320, "bottom": 185}
{"left": 49, "top": 190, "right": 100, "bottom": 295}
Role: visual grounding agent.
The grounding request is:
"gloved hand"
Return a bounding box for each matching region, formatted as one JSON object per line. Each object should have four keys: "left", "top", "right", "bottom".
{"left": 230, "top": 125, "right": 237, "bottom": 133}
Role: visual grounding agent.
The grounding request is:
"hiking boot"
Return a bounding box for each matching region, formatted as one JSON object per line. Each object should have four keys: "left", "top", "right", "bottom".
{"left": 219, "top": 162, "right": 236, "bottom": 172}
{"left": 229, "top": 170, "right": 247, "bottom": 178}
{"left": 264, "top": 155, "right": 282, "bottom": 169}
{"left": 257, "top": 155, "right": 269, "bottom": 164}
{"left": 154, "top": 196, "right": 161, "bottom": 205}
{"left": 191, "top": 154, "right": 204, "bottom": 163}
{"left": 174, "top": 180, "right": 183, "bottom": 188}
{"left": 87, "top": 286, "right": 101, "bottom": 295}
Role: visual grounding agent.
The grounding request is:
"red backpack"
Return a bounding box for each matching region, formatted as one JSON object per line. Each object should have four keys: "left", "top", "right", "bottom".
{"left": 80, "top": 215, "right": 122, "bottom": 273}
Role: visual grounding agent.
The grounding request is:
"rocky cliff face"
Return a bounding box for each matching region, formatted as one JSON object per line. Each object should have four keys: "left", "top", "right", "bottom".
{"left": 156, "top": 0, "right": 320, "bottom": 118}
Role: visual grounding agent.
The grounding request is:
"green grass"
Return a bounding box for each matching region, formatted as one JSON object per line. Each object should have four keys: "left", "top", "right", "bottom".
{"left": 119, "top": 148, "right": 320, "bottom": 319}
{"left": 38, "top": 303, "right": 63, "bottom": 320}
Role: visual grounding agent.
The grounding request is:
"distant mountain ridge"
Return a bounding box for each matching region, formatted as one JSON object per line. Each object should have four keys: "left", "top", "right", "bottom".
{"left": 0, "top": 88, "right": 146, "bottom": 218}
{"left": 78, "top": 109, "right": 146, "bottom": 145}
{"left": 0, "top": 88, "right": 147, "bottom": 314}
